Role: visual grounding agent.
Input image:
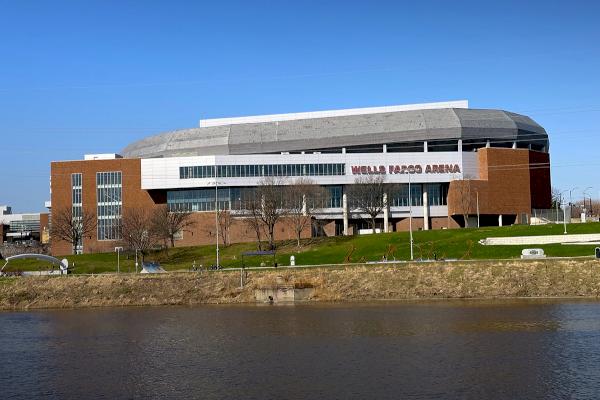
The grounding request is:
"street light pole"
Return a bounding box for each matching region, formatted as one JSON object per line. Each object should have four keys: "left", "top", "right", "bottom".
{"left": 583, "top": 187, "right": 592, "bottom": 219}
{"left": 215, "top": 180, "right": 220, "bottom": 268}
{"left": 408, "top": 173, "right": 414, "bottom": 261}
{"left": 476, "top": 190, "right": 480, "bottom": 228}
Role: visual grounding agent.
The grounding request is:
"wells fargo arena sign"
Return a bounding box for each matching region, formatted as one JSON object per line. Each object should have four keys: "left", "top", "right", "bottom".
{"left": 351, "top": 164, "right": 461, "bottom": 175}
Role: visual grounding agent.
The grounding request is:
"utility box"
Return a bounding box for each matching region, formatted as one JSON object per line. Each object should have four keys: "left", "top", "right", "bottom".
{"left": 596, "top": 247, "right": 600, "bottom": 259}
{"left": 290, "top": 255, "right": 295, "bottom": 266}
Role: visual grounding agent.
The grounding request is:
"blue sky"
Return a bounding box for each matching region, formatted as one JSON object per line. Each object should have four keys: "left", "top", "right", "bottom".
{"left": 1, "top": 0, "right": 599, "bottom": 212}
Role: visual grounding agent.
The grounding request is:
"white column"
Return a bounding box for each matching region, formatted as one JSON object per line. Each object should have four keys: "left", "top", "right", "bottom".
{"left": 342, "top": 193, "right": 349, "bottom": 236}
{"left": 383, "top": 192, "right": 389, "bottom": 233}
{"left": 512, "top": 141, "right": 517, "bottom": 149}
{"left": 342, "top": 147, "right": 346, "bottom": 154}
{"left": 498, "top": 214, "right": 503, "bottom": 227}
{"left": 486, "top": 140, "right": 491, "bottom": 148}
{"left": 458, "top": 139, "right": 463, "bottom": 152}
{"left": 383, "top": 144, "right": 387, "bottom": 153}
{"left": 422, "top": 190, "right": 429, "bottom": 231}
{"left": 423, "top": 141, "right": 428, "bottom": 152}
{"left": 302, "top": 194, "right": 307, "bottom": 216}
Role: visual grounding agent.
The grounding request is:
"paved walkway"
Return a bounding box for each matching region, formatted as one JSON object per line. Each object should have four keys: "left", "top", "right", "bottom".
{"left": 480, "top": 233, "right": 600, "bottom": 246}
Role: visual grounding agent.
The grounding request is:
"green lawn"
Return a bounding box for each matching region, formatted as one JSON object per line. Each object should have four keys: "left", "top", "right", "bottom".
{"left": 3, "top": 222, "right": 600, "bottom": 274}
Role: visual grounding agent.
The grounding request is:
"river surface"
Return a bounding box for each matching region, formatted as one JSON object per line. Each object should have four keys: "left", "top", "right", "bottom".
{"left": 2, "top": 300, "right": 600, "bottom": 399}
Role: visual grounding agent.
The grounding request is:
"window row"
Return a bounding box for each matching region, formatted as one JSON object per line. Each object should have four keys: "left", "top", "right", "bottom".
{"left": 179, "top": 163, "right": 346, "bottom": 179}
{"left": 167, "top": 183, "right": 447, "bottom": 213}
{"left": 96, "top": 171, "right": 122, "bottom": 187}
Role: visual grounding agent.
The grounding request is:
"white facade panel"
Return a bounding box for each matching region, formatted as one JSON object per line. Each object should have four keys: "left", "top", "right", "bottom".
{"left": 141, "top": 151, "right": 479, "bottom": 190}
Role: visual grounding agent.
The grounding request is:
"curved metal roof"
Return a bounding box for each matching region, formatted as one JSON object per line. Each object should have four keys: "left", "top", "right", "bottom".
{"left": 121, "top": 108, "right": 548, "bottom": 158}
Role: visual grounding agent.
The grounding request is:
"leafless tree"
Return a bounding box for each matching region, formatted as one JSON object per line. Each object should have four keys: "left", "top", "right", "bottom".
{"left": 453, "top": 177, "right": 474, "bottom": 228}
{"left": 551, "top": 186, "right": 562, "bottom": 208}
{"left": 234, "top": 188, "right": 263, "bottom": 250}
{"left": 151, "top": 205, "right": 195, "bottom": 249}
{"left": 346, "top": 175, "right": 392, "bottom": 234}
{"left": 256, "top": 176, "right": 287, "bottom": 250}
{"left": 50, "top": 207, "right": 97, "bottom": 254}
{"left": 217, "top": 208, "right": 235, "bottom": 247}
{"left": 283, "top": 177, "right": 328, "bottom": 247}
{"left": 121, "top": 208, "right": 160, "bottom": 262}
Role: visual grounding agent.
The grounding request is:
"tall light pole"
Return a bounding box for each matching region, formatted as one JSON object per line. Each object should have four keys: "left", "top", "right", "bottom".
{"left": 558, "top": 190, "right": 568, "bottom": 226}
{"left": 476, "top": 190, "right": 480, "bottom": 228}
{"left": 408, "top": 173, "right": 414, "bottom": 261}
{"left": 583, "top": 187, "right": 592, "bottom": 218}
{"left": 214, "top": 179, "right": 220, "bottom": 268}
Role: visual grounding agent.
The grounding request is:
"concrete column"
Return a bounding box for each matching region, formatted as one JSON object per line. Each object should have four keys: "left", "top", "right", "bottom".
{"left": 383, "top": 144, "right": 387, "bottom": 153}
{"left": 498, "top": 214, "right": 503, "bottom": 227}
{"left": 342, "top": 193, "right": 349, "bottom": 236}
{"left": 512, "top": 141, "right": 517, "bottom": 149}
{"left": 342, "top": 147, "right": 346, "bottom": 154}
{"left": 302, "top": 194, "right": 307, "bottom": 216}
{"left": 423, "top": 141, "right": 428, "bottom": 152}
{"left": 486, "top": 140, "right": 491, "bottom": 148}
{"left": 383, "top": 192, "right": 389, "bottom": 233}
{"left": 422, "top": 190, "right": 429, "bottom": 230}
{"left": 458, "top": 139, "right": 463, "bottom": 152}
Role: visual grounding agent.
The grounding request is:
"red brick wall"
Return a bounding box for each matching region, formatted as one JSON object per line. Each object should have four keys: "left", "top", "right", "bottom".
{"left": 447, "top": 148, "right": 549, "bottom": 222}
{"left": 395, "top": 217, "right": 460, "bottom": 232}
{"left": 51, "top": 158, "right": 156, "bottom": 255}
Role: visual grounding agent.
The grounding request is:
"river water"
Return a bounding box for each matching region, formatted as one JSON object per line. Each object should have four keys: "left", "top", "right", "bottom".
{"left": 2, "top": 300, "right": 600, "bottom": 399}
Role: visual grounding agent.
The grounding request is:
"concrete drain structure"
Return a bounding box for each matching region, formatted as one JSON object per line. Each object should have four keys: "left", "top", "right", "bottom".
{"left": 254, "top": 276, "right": 315, "bottom": 303}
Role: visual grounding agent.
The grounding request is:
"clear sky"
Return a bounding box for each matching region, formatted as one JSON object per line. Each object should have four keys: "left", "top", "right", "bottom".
{"left": 1, "top": 0, "right": 599, "bottom": 212}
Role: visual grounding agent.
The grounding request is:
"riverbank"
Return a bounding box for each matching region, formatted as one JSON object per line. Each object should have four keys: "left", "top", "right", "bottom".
{"left": 2, "top": 258, "right": 600, "bottom": 310}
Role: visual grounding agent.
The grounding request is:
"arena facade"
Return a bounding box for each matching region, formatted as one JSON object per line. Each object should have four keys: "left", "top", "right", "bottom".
{"left": 49, "top": 100, "right": 551, "bottom": 255}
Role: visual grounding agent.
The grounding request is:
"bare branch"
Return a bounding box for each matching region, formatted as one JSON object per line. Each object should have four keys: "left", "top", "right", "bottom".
{"left": 50, "top": 207, "right": 96, "bottom": 254}
{"left": 120, "top": 208, "right": 160, "bottom": 261}
{"left": 151, "top": 205, "right": 195, "bottom": 248}
{"left": 346, "top": 175, "right": 394, "bottom": 234}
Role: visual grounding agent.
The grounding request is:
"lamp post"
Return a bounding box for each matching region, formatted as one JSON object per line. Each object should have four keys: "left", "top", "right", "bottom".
{"left": 408, "top": 173, "right": 414, "bottom": 261}
{"left": 583, "top": 187, "right": 592, "bottom": 218}
{"left": 476, "top": 190, "right": 480, "bottom": 228}
{"left": 213, "top": 179, "right": 221, "bottom": 268}
{"left": 558, "top": 189, "right": 568, "bottom": 226}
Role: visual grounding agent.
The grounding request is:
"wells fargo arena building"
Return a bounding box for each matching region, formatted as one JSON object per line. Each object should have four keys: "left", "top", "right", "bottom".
{"left": 50, "top": 100, "right": 551, "bottom": 255}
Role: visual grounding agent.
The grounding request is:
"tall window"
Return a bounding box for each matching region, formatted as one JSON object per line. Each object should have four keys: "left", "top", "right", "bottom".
{"left": 71, "top": 173, "right": 83, "bottom": 253}
{"left": 425, "top": 183, "right": 448, "bottom": 206}
{"left": 391, "top": 184, "right": 423, "bottom": 207}
{"left": 96, "top": 171, "right": 122, "bottom": 240}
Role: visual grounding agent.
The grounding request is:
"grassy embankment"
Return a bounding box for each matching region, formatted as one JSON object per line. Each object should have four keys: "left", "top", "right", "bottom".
{"left": 2, "top": 259, "right": 600, "bottom": 310}
{"left": 3, "top": 222, "right": 600, "bottom": 275}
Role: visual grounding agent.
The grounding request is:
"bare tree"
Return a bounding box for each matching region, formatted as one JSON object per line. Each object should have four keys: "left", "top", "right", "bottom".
{"left": 121, "top": 208, "right": 159, "bottom": 262}
{"left": 151, "top": 205, "right": 195, "bottom": 249}
{"left": 241, "top": 194, "right": 265, "bottom": 251}
{"left": 284, "top": 178, "right": 328, "bottom": 247}
{"left": 217, "top": 208, "right": 235, "bottom": 247}
{"left": 452, "top": 177, "right": 474, "bottom": 228}
{"left": 551, "top": 186, "right": 562, "bottom": 208}
{"left": 346, "top": 175, "right": 391, "bottom": 234}
{"left": 256, "top": 177, "right": 287, "bottom": 250}
{"left": 50, "top": 207, "right": 96, "bottom": 254}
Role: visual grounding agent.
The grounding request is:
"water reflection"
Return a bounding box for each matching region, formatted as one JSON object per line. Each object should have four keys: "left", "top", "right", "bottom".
{"left": 1, "top": 299, "right": 600, "bottom": 399}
